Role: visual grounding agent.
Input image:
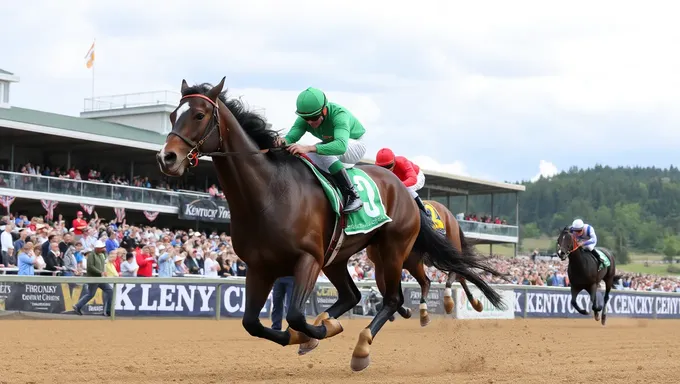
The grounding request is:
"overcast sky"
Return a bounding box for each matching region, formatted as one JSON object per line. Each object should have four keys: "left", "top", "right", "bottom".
{"left": 2, "top": 0, "right": 678, "bottom": 184}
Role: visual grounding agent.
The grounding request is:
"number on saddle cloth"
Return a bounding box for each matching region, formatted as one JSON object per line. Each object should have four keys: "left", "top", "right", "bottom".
{"left": 423, "top": 202, "right": 446, "bottom": 236}
{"left": 297, "top": 157, "right": 392, "bottom": 235}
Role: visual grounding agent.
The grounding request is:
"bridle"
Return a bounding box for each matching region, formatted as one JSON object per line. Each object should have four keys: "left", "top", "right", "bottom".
{"left": 556, "top": 229, "right": 580, "bottom": 260}
{"left": 167, "top": 93, "right": 281, "bottom": 168}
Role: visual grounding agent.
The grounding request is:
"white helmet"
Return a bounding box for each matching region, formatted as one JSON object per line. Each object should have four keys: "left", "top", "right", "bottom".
{"left": 571, "top": 219, "right": 584, "bottom": 230}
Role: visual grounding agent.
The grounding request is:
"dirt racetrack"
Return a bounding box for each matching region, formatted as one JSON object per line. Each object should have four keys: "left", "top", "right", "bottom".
{"left": 1, "top": 316, "right": 677, "bottom": 383}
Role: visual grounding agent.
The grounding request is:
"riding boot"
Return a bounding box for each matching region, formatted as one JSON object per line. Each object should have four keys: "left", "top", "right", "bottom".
{"left": 332, "top": 168, "right": 363, "bottom": 213}
{"left": 414, "top": 196, "right": 431, "bottom": 217}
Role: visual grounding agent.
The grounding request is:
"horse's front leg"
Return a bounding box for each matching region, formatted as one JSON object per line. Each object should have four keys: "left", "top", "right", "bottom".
{"left": 590, "top": 283, "right": 602, "bottom": 322}
{"left": 286, "top": 253, "right": 343, "bottom": 342}
{"left": 298, "top": 260, "right": 362, "bottom": 355}
{"left": 241, "top": 268, "right": 306, "bottom": 347}
{"left": 570, "top": 286, "right": 588, "bottom": 315}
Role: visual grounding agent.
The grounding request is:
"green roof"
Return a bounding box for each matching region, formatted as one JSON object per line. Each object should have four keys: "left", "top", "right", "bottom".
{"left": 0, "top": 69, "right": 13, "bottom": 75}
{"left": 0, "top": 106, "right": 166, "bottom": 145}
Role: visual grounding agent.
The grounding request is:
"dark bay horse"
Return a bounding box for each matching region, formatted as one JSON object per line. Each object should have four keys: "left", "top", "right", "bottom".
{"left": 388, "top": 200, "right": 485, "bottom": 326}
{"left": 156, "top": 78, "right": 508, "bottom": 371}
{"left": 556, "top": 227, "right": 616, "bottom": 326}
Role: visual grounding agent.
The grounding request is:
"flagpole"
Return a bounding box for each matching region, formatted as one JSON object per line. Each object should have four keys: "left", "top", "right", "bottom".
{"left": 91, "top": 39, "right": 95, "bottom": 104}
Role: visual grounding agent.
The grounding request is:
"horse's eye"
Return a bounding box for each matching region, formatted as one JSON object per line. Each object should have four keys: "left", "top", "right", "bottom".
{"left": 195, "top": 113, "right": 205, "bottom": 120}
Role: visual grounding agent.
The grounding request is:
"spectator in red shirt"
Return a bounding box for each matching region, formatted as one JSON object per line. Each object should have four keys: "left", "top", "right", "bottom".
{"left": 135, "top": 245, "right": 155, "bottom": 277}
{"left": 71, "top": 211, "right": 88, "bottom": 241}
{"left": 374, "top": 148, "right": 430, "bottom": 217}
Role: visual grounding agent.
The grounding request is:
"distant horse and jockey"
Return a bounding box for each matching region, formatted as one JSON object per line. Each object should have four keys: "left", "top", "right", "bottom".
{"left": 156, "top": 77, "right": 508, "bottom": 371}
{"left": 556, "top": 219, "right": 617, "bottom": 326}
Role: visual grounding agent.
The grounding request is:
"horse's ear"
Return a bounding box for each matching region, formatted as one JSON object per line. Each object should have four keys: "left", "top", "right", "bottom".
{"left": 181, "top": 79, "right": 189, "bottom": 92}
{"left": 207, "top": 77, "right": 226, "bottom": 102}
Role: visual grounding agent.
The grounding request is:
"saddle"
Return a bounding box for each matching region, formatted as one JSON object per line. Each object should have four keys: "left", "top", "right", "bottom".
{"left": 585, "top": 248, "right": 607, "bottom": 271}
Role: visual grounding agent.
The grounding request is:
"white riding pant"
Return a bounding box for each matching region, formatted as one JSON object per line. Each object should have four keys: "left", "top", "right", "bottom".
{"left": 582, "top": 243, "right": 595, "bottom": 252}
{"left": 406, "top": 170, "right": 426, "bottom": 198}
{"left": 306, "top": 136, "right": 366, "bottom": 173}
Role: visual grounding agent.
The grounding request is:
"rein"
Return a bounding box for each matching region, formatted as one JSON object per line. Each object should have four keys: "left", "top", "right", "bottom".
{"left": 167, "top": 93, "right": 287, "bottom": 167}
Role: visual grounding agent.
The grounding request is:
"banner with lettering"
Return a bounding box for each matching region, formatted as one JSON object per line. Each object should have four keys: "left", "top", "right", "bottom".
{"left": 178, "top": 196, "right": 230, "bottom": 223}
{"left": 0, "top": 282, "right": 105, "bottom": 315}
{"left": 455, "top": 287, "right": 515, "bottom": 319}
{"left": 114, "top": 283, "right": 217, "bottom": 317}
{"left": 402, "top": 286, "right": 448, "bottom": 315}
{"left": 513, "top": 288, "right": 680, "bottom": 319}
{"left": 220, "top": 283, "right": 272, "bottom": 318}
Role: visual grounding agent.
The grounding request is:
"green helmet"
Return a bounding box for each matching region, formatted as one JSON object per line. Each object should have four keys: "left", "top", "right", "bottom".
{"left": 295, "top": 87, "right": 327, "bottom": 117}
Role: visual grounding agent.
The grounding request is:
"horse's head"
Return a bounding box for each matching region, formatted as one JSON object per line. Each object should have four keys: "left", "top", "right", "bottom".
{"left": 556, "top": 226, "right": 577, "bottom": 261}
{"left": 156, "top": 77, "right": 226, "bottom": 177}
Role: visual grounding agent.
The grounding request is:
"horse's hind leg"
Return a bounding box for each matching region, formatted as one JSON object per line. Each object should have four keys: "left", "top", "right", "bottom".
{"left": 370, "top": 250, "right": 410, "bottom": 321}
{"left": 444, "top": 272, "right": 456, "bottom": 314}
{"left": 285, "top": 253, "right": 343, "bottom": 342}
{"left": 351, "top": 241, "right": 410, "bottom": 372}
{"left": 298, "top": 261, "right": 362, "bottom": 355}
{"left": 241, "top": 267, "right": 307, "bottom": 347}
{"left": 601, "top": 275, "right": 613, "bottom": 326}
{"left": 458, "top": 276, "right": 484, "bottom": 313}
{"left": 404, "top": 253, "right": 431, "bottom": 327}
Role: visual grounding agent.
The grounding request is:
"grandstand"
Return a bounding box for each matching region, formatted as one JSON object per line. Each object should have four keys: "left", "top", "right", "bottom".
{"left": 0, "top": 68, "right": 524, "bottom": 254}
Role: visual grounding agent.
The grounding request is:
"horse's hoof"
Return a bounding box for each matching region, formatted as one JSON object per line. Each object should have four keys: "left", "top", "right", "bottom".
{"left": 420, "top": 313, "right": 431, "bottom": 327}
{"left": 298, "top": 338, "right": 320, "bottom": 355}
{"left": 471, "top": 298, "right": 484, "bottom": 312}
{"left": 402, "top": 307, "right": 412, "bottom": 319}
{"left": 594, "top": 312, "right": 600, "bottom": 322}
{"left": 443, "top": 296, "right": 454, "bottom": 314}
{"left": 601, "top": 315, "right": 607, "bottom": 327}
{"left": 388, "top": 315, "right": 395, "bottom": 322}
{"left": 351, "top": 328, "right": 373, "bottom": 372}
{"left": 350, "top": 355, "right": 371, "bottom": 372}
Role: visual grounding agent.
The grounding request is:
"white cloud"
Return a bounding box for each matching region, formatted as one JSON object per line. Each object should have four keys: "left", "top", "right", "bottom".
{"left": 531, "top": 160, "right": 559, "bottom": 182}
{"left": 1, "top": 0, "right": 678, "bottom": 182}
{"left": 408, "top": 156, "right": 467, "bottom": 177}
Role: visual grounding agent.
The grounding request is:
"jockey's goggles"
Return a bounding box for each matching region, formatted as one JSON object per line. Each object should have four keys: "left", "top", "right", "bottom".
{"left": 302, "top": 114, "right": 322, "bottom": 122}
{"left": 378, "top": 161, "right": 395, "bottom": 169}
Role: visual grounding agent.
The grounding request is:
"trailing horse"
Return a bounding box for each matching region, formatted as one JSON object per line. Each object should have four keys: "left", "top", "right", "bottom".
{"left": 556, "top": 227, "right": 616, "bottom": 326}
{"left": 156, "top": 78, "right": 508, "bottom": 371}
{"left": 385, "top": 200, "right": 487, "bottom": 326}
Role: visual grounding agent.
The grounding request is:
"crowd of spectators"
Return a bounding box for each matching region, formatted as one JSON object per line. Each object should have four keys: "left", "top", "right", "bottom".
{"left": 3, "top": 213, "right": 680, "bottom": 293}
{"left": 0, "top": 162, "right": 218, "bottom": 197}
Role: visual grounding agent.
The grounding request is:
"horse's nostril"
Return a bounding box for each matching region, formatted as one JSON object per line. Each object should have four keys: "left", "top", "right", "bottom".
{"left": 163, "top": 152, "right": 177, "bottom": 164}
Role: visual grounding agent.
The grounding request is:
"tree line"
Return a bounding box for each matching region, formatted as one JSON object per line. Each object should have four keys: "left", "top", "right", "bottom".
{"left": 512, "top": 165, "right": 680, "bottom": 264}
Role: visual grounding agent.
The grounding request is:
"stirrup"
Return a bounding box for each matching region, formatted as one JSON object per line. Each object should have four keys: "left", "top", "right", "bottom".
{"left": 342, "top": 197, "right": 363, "bottom": 213}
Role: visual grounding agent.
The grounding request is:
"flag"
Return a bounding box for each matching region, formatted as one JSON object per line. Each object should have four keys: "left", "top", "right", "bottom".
{"left": 85, "top": 41, "right": 95, "bottom": 69}
{"left": 80, "top": 204, "right": 95, "bottom": 215}
{"left": 114, "top": 207, "right": 125, "bottom": 223}
{"left": 40, "top": 200, "right": 59, "bottom": 221}
{"left": 0, "top": 196, "right": 15, "bottom": 215}
{"left": 144, "top": 211, "right": 160, "bottom": 222}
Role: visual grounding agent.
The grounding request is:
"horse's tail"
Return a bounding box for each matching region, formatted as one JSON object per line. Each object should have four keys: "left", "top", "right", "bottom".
{"left": 412, "top": 210, "right": 507, "bottom": 310}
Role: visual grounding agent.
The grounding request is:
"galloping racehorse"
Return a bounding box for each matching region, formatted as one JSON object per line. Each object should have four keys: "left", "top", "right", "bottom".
{"left": 387, "top": 200, "right": 486, "bottom": 326}
{"left": 556, "top": 227, "right": 616, "bottom": 326}
{"left": 156, "top": 78, "right": 508, "bottom": 371}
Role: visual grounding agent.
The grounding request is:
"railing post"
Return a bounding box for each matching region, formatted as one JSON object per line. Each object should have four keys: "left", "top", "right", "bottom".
{"left": 111, "top": 283, "right": 117, "bottom": 321}
{"left": 216, "top": 283, "right": 222, "bottom": 321}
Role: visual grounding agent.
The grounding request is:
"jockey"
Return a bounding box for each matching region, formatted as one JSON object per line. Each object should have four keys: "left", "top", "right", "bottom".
{"left": 374, "top": 148, "right": 430, "bottom": 218}
{"left": 570, "top": 219, "right": 603, "bottom": 268}
{"left": 280, "top": 87, "right": 366, "bottom": 213}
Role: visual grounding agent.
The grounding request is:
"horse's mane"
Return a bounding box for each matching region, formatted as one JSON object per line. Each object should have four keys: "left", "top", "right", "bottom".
{"left": 182, "top": 83, "right": 292, "bottom": 162}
